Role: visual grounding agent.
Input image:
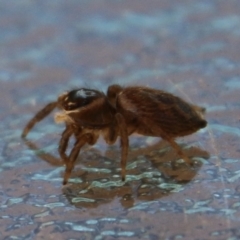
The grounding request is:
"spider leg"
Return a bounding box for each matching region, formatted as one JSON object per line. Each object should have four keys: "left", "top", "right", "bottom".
{"left": 21, "top": 101, "right": 58, "bottom": 138}
{"left": 140, "top": 120, "right": 193, "bottom": 166}
{"left": 23, "top": 139, "right": 63, "bottom": 166}
{"left": 164, "top": 136, "right": 192, "bottom": 166}
{"left": 103, "top": 121, "right": 118, "bottom": 145}
{"left": 58, "top": 124, "right": 73, "bottom": 164}
{"left": 115, "top": 113, "right": 129, "bottom": 181}
{"left": 63, "top": 133, "right": 98, "bottom": 185}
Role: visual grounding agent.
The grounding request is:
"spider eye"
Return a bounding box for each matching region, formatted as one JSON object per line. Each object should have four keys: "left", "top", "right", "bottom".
{"left": 64, "top": 89, "right": 99, "bottom": 110}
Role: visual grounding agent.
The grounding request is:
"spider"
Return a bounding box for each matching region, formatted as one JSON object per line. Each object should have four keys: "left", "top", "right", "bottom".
{"left": 22, "top": 84, "right": 207, "bottom": 185}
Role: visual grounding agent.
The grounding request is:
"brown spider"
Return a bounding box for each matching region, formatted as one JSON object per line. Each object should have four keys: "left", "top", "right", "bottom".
{"left": 21, "top": 84, "right": 207, "bottom": 185}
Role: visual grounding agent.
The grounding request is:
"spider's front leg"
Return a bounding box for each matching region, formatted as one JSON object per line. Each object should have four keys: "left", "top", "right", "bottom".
{"left": 58, "top": 124, "right": 73, "bottom": 164}
{"left": 63, "top": 132, "right": 98, "bottom": 185}
{"left": 22, "top": 101, "right": 58, "bottom": 138}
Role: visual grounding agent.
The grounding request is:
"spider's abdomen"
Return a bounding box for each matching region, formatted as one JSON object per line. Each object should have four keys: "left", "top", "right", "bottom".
{"left": 116, "top": 86, "right": 207, "bottom": 138}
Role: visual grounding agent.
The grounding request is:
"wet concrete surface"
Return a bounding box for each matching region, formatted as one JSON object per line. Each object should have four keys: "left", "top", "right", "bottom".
{"left": 1, "top": 0, "right": 240, "bottom": 239}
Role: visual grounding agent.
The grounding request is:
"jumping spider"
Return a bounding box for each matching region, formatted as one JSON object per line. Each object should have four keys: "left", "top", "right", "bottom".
{"left": 22, "top": 84, "right": 207, "bottom": 185}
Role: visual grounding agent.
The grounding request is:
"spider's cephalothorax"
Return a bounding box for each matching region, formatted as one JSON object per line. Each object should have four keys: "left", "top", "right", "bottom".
{"left": 56, "top": 88, "right": 116, "bottom": 129}
{"left": 22, "top": 84, "right": 207, "bottom": 185}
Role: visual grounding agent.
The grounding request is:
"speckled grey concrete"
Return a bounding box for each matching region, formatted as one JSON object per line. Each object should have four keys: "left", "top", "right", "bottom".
{"left": 1, "top": 1, "right": 240, "bottom": 239}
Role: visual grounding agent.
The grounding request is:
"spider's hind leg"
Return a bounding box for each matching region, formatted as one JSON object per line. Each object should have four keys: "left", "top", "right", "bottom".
{"left": 165, "top": 137, "right": 193, "bottom": 167}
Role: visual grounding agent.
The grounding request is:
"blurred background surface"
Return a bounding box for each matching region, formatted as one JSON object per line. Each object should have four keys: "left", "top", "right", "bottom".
{"left": 1, "top": 1, "right": 240, "bottom": 239}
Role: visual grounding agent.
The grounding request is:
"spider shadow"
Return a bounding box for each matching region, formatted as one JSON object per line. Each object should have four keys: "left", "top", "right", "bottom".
{"left": 23, "top": 137, "right": 210, "bottom": 209}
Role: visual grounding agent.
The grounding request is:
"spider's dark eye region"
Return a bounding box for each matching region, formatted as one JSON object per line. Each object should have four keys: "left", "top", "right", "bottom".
{"left": 64, "top": 89, "right": 99, "bottom": 111}
{"left": 69, "top": 89, "right": 97, "bottom": 100}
